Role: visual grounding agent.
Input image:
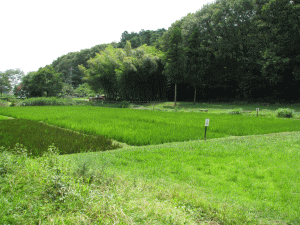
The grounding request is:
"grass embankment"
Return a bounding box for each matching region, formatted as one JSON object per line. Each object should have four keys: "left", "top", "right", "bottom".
{"left": 1, "top": 106, "right": 300, "bottom": 145}
{"left": 135, "top": 101, "right": 300, "bottom": 116}
{"left": 1, "top": 132, "right": 299, "bottom": 224}
{"left": 0, "top": 119, "right": 120, "bottom": 157}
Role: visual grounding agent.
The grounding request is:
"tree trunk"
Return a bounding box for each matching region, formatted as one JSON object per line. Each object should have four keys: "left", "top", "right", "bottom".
{"left": 174, "top": 83, "right": 177, "bottom": 107}
{"left": 194, "top": 87, "right": 197, "bottom": 104}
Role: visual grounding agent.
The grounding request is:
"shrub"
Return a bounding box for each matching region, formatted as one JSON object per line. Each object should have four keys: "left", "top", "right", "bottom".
{"left": 276, "top": 108, "right": 294, "bottom": 118}
{"left": 119, "top": 101, "right": 130, "bottom": 108}
{"left": 21, "top": 97, "right": 76, "bottom": 106}
{"left": 0, "top": 100, "right": 9, "bottom": 107}
{"left": 229, "top": 108, "right": 242, "bottom": 115}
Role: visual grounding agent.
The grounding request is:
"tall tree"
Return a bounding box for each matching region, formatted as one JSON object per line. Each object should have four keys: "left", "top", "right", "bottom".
{"left": 164, "top": 27, "right": 185, "bottom": 106}
{"left": 185, "top": 27, "right": 214, "bottom": 102}
{"left": 79, "top": 45, "right": 123, "bottom": 99}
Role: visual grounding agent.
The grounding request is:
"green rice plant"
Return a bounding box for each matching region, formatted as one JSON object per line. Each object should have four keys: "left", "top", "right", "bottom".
{"left": 0, "top": 119, "right": 120, "bottom": 157}
{"left": 276, "top": 108, "right": 294, "bottom": 118}
{"left": 228, "top": 108, "right": 242, "bottom": 114}
{"left": 1, "top": 106, "right": 300, "bottom": 146}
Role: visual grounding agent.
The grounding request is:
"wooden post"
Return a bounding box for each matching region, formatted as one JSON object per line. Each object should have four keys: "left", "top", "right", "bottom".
{"left": 194, "top": 87, "right": 197, "bottom": 103}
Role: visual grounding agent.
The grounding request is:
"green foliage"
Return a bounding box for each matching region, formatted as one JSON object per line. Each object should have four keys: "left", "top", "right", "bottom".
{"left": 58, "top": 83, "right": 75, "bottom": 98}
{"left": 0, "top": 119, "right": 120, "bottom": 157}
{"left": 276, "top": 108, "right": 294, "bottom": 118}
{"left": 74, "top": 83, "right": 96, "bottom": 97}
{"left": 8, "top": 96, "right": 22, "bottom": 107}
{"left": 119, "top": 101, "right": 130, "bottom": 108}
{"left": 81, "top": 44, "right": 166, "bottom": 101}
{"left": 0, "top": 145, "right": 116, "bottom": 224}
{"left": 118, "top": 28, "right": 166, "bottom": 48}
{"left": 80, "top": 45, "right": 121, "bottom": 96}
{"left": 21, "top": 65, "right": 63, "bottom": 97}
{"left": 51, "top": 43, "right": 110, "bottom": 88}
{"left": 0, "top": 99, "right": 9, "bottom": 107}
{"left": 20, "top": 97, "right": 74, "bottom": 106}
{"left": 229, "top": 108, "right": 243, "bottom": 115}
{"left": 0, "top": 69, "right": 24, "bottom": 97}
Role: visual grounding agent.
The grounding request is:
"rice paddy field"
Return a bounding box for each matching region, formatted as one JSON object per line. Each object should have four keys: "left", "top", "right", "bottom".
{"left": 1, "top": 105, "right": 300, "bottom": 146}
{"left": 0, "top": 102, "right": 300, "bottom": 224}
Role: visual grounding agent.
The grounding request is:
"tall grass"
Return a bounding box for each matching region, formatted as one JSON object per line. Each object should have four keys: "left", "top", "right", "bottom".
{"left": 1, "top": 106, "right": 300, "bottom": 145}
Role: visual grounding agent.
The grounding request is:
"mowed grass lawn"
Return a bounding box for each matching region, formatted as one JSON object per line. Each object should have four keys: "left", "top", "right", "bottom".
{"left": 1, "top": 106, "right": 300, "bottom": 145}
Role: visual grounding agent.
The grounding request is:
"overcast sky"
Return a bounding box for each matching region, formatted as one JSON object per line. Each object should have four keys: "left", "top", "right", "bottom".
{"left": 0, "top": 0, "right": 213, "bottom": 74}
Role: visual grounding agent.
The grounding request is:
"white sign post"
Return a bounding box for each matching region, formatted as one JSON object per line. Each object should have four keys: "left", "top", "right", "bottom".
{"left": 256, "top": 108, "right": 259, "bottom": 117}
{"left": 204, "top": 119, "right": 209, "bottom": 140}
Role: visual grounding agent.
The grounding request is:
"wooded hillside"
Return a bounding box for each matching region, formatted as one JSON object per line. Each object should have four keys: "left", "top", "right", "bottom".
{"left": 17, "top": 0, "right": 300, "bottom": 102}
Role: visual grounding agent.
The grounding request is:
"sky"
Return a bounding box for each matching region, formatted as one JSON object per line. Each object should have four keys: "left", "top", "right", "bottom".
{"left": 0, "top": 0, "right": 213, "bottom": 74}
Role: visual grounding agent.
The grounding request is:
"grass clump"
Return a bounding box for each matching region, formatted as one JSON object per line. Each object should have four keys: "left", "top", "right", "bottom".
{"left": 228, "top": 108, "right": 242, "bottom": 114}
{"left": 276, "top": 108, "right": 294, "bottom": 118}
{"left": 0, "top": 119, "right": 120, "bottom": 157}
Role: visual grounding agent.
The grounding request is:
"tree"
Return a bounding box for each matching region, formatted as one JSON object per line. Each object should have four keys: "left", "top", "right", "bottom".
{"left": 80, "top": 45, "right": 122, "bottom": 99}
{"left": 185, "top": 27, "right": 214, "bottom": 102}
{"left": 20, "top": 66, "right": 63, "bottom": 97}
{"left": 0, "top": 72, "right": 10, "bottom": 97}
{"left": 75, "top": 83, "right": 96, "bottom": 97}
{"left": 164, "top": 26, "right": 185, "bottom": 106}
{"left": 0, "top": 69, "right": 24, "bottom": 97}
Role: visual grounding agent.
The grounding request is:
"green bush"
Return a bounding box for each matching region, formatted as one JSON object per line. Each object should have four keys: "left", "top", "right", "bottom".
{"left": 0, "top": 100, "right": 9, "bottom": 107}
{"left": 119, "top": 101, "right": 130, "bottom": 108}
{"left": 229, "top": 108, "right": 242, "bottom": 115}
{"left": 276, "top": 108, "right": 294, "bottom": 118}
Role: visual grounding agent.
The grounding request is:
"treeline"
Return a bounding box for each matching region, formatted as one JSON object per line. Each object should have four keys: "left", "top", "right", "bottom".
{"left": 16, "top": 0, "right": 300, "bottom": 102}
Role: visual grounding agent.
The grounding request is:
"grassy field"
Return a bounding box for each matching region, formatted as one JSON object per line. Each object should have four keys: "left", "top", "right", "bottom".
{"left": 1, "top": 132, "right": 299, "bottom": 224}
{"left": 0, "top": 102, "right": 300, "bottom": 224}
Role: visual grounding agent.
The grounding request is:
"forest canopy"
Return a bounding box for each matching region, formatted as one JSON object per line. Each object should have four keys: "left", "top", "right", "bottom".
{"left": 16, "top": 0, "right": 300, "bottom": 102}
